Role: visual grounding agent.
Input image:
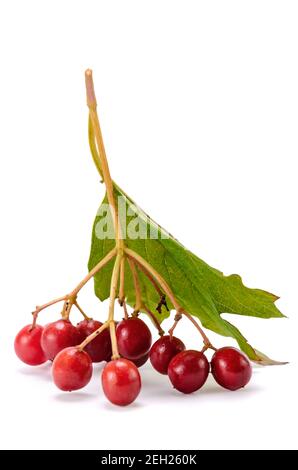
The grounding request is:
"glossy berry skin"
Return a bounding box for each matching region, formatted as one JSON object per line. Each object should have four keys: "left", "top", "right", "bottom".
{"left": 211, "top": 347, "right": 252, "bottom": 391}
{"left": 102, "top": 358, "right": 141, "bottom": 406}
{"left": 41, "top": 320, "right": 80, "bottom": 361}
{"left": 131, "top": 352, "right": 149, "bottom": 368}
{"left": 52, "top": 347, "right": 92, "bottom": 391}
{"left": 76, "top": 319, "right": 112, "bottom": 363}
{"left": 14, "top": 324, "right": 47, "bottom": 366}
{"left": 150, "top": 335, "right": 185, "bottom": 374}
{"left": 168, "top": 350, "right": 209, "bottom": 394}
{"left": 116, "top": 318, "right": 152, "bottom": 360}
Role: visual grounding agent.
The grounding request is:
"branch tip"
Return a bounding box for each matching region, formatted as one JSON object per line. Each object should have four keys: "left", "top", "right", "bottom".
{"left": 85, "top": 69, "right": 97, "bottom": 109}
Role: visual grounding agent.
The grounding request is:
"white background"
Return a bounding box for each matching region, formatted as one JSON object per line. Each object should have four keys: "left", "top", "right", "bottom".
{"left": 0, "top": 0, "right": 297, "bottom": 450}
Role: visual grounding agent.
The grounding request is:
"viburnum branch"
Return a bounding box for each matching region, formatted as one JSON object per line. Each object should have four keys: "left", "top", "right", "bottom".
{"left": 85, "top": 70, "right": 127, "bottom": 360}
{"left": 118, "top": 256, "right": 126, "bottom": 306}
{"left": 127, "top": 258, "right": 142, "bottom": 313}
{"left": 86, "top": 72, "right": 215, "bottom": 355}
{"left": 14, "top": 69, "right": 265, "bottom": 406}
{"left": 168, "top": 312, "right": 182, "bottom": 338}
{"left": 78, "top": 321, "right": 109, "bottom": 351}
{"left": 125, "top": 247, "right": 216, "bottom": 349}
{"left": 85, "top": 69, "right": 123, "bottom": 250}
{"left": 143, "top": 305, "right": 164, "bottom": 336}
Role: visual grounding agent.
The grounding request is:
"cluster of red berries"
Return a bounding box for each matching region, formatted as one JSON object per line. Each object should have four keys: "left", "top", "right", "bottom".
{"left": 14, "top": 316, "right": 252, "bottom": 406}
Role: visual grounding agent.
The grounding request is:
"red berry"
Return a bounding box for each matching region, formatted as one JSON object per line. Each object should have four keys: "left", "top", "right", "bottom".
{"left": 76, "top": 319, "right": 112, "bottom": 363}
{"left": 211, "top": 347, "right": 252, "bottom": 391}
{"left": 52, "top": 347, "right": 92, "bottom": 391}
{"left": 102, "top": 358, "right": 141, "bottom": 406}
{"left": 14, "top": 324, "right": 47, "bottom": 366}
{"left": 41, "top": 319, "right": 79, "bottom": 360}
{"left": 131, "top": 352, "right": 149, "bottom": 368}
{"left": 116, "top": 317, "right": 152, "bottom": 360}
{"left": 168, "top": 350, "right": 209, "bottom": 394}
{"left": 150, "top": 335, "right": 185, "bottom": 374}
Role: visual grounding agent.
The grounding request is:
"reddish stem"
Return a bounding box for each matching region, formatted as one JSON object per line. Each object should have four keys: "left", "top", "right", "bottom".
{"left": 180, "top": 310, "right": 217, "bottom": 350}
{"left": 168, "top": 312, "right": 182, "bottom": 338}
{"left": 143, "top": 305, "right": 164, "bottom": 336}
{"left": 30, "top": 311, "right": 38, "bottom": 331}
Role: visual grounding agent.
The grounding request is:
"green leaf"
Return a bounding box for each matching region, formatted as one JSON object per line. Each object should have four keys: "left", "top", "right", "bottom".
{"left": 88, "top": 185, "right": 285, "bottom": 363}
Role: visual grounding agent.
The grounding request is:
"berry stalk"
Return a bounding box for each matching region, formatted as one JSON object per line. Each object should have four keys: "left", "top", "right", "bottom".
{"left": 127, "top": 258, "right": 142, "bottom": 313}
{"left": 118, "top": 257, "right": 126, "bottom": 306}
{"left": 125, "top": 248, "right": 215, "bottom": 350}
{"left": 107, "top": 253, "right": 122, "bottom": 359}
